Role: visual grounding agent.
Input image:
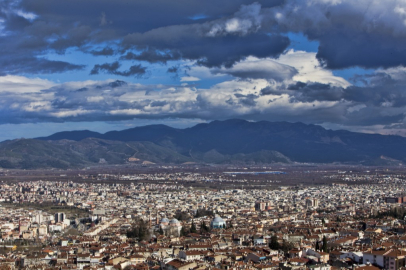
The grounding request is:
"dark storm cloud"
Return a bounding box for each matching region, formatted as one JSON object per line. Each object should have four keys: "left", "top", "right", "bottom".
{"left": 20, "top": 0, "right": 283, "bottom": 33}
{"left": 234, "top": 93, "right": 259, "bottom": 107}
{"left": 315, "top": 30, "right": 406, "bottom": 69}
{"left": 90, "top": 62, "right": 147, "bottom": 77}
{"left": 0, "top": 0, "right": 288, "bottom": 73}
{"left": 254, "top": 69, "right": 406, "bottom": 127}
{"left": 269, "top": 1, "right": 406, "bottom": 69}
{"left": 150, "top": 101, "right": 169, "bottom": 107}
{"left": 123, "top": 29, "right": 289, "bottom": 68}
{"left": 260, "top": 86, "right": 281, "bottom": 96}
{"left": 0, "top": 55, "right": 85, "bottom": 75}
{"left": 287, "top": 83, "right": 344, "bottom": 103}
{"left": 262, "top": 78, "right": 406, "bottom": 108}
{"left": 119, "top": 2, "right": 290, "bottom": 67}
{"left": 0, "top": 5, "right": 86, "bottom": 74}
{"left": 120, "top": 50, "right": 182, "bottom": 64}
{"left": 166, "top": 65, "right": 180, "bottom": 79}
{"left": 90, "top": 47, "right": 115, "bottom": 56}
{"left": 344, "top": 107, "right": 405, "bottom": 126}
{"left": 167, "top": 66, "right": 179, "bottom": 74}
{"left": 117, "top": 0, "right": 290, "bottom": 67}
{"left": 3, "top": 0, "right": 406, "bottom": 134}
{"left": 107, "top": 80, "right": 127, "bottom": 88}
{"left": 2, "top": 0, "right": 406, "bottom": 74}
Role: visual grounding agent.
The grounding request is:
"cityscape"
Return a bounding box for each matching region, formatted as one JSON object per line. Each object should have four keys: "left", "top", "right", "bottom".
{"left": 2, "top": 0, "right": 406, "bottom": 269}
{"left": 0, "top": 166, "right": 406, "bottom": 269}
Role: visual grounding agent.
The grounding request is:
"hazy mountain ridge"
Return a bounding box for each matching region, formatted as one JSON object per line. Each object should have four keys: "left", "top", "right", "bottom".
{"left": 0, "top": 138, "right": 194, "bottom": 169}
{"left": 0, "top": 119, "right": 404, "bottom": 169}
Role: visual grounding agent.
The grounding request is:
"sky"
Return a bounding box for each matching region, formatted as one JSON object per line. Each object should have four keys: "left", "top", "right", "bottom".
{"left": 1, "top": 0, "right": 406, "bottom": 141}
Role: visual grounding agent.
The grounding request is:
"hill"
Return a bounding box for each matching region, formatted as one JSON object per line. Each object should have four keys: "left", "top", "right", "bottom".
{"left": 1, "top": 119, "right": 405, "bottom": 169}
{"left": 39, "top": 119, "right": 406, "bottom": 164}
{"left": 0, "top": 138, "right": 193, "bottom": 169}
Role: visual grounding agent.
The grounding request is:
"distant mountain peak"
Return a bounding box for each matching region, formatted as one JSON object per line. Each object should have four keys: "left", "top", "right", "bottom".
{"left": 16, "top": 118, "right": 404, "bottom": 168}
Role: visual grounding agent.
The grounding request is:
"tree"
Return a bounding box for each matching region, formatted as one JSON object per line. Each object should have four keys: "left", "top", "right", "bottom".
{"left": 174, "top": 211, "right": 190, "bottom": 221}
{"left": 126, "top": 227, "right": 138, "bottom": 238}
{"left": 190, "top": 220, "right": 197, "bottom": 233}
{"left": 180, "top": 226, "right": 188, "bottom": 236}
{"left": 322, "top": 236, "right": 328, "bottom": 252}
{"left": 126, "top": 219, "right": 149, "bottom": 240}
{"left": 137, "top": 219, "right": 149, "bottom": 240}
{"left": 195, "top": 208, "right": 214, "bottom": 218}
{"left": 269, "top": 235, "right": 280, "bottom": 250}
{"left": 281, "top": 240, "right": 294, "bottom": 253}
{"left": 200, "top": 221, "right": 210, "bottom": 233}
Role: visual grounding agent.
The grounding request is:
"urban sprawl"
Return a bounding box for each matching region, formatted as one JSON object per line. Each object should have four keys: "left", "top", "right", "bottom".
{"left": 0, "top": 168, "right": 406, "bottom": 270}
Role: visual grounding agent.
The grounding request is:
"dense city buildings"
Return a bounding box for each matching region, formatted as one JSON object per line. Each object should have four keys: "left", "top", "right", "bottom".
{"left": 0, "top": 167, "right": 406, "bottom": 269}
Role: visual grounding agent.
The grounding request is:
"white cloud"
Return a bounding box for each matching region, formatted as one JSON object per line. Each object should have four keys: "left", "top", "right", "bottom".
{"left": 0, "top": 72, "right": 403, "bottom": 137}
{"left": 213, "top": 56, "right": 298, "bottom": 81}
{"left": 87, "top": 96, "right": 104, "bottom": 103}
{"left": 0, "top": 76, "right": 340, "bottom": 122}
{"left": 207, "top": 2, "right": 263, "bottom": 36}
{"left": 49, "top": 109, "right": 95, "bottom": 118}
{"left": 15, "top": 10, "right": 37, "bottom": 21}
{"left": 0, "top": 75, "right": 55, "bottom": 93}
{"left": 276, "top": 50, "right": 351, "bottom": 87}
{"left": 374, "top": 66, "right": 406, "bottom": 82}
{"left": 206, "top": 50, "right": 350, "bottom": 87}
{"left": 180, "top": 76, "right": 200, "bottom": 82}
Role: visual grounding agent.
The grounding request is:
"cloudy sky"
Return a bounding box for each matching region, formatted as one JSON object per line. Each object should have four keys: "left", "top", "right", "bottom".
{"left": 1, "top": 0, "right": 406, "bottom": 141}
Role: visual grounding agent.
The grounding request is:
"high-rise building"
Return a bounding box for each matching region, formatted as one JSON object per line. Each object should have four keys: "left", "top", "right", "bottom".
{"left": 255, "top": 201, "right": 271, "bottom": 211}
{"left": 306, "top": 198, "right": 319, "bottom": 208}
{"left": 54, "top": 212, "right": 66, "bottom": 223}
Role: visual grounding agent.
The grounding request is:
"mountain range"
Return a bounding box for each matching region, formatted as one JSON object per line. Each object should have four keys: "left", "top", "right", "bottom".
{"left": 0, "top": 119, "right": 405, "bottom": 169}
